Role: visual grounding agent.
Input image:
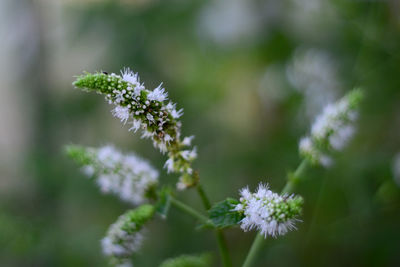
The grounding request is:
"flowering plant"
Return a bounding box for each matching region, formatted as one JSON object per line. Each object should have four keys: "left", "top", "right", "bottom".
{"left": 66, "top": 68, "right": 363, "bottom": 267}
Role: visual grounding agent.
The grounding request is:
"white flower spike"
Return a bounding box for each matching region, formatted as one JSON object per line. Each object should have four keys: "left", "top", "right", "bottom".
{"left": 73, "top": 69, "right": 198, "bottom": 188}
{"left": 234, "top": 183, "right": 303, "bottom": 238}
{"left": 102, "top": 205, "right": 155, "bottom": 266}
{"left": 66, "top": 145, "right": 158, "bottom": 205}
{"left": 299, "top": 88, "right": 363, "bottom": 167}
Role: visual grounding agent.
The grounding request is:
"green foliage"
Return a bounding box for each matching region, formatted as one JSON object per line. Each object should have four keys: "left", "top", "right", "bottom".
{"left": 347, "top": 88, "right": 364, "bottom": 109}
{"left": 208, "top": 198, "right": 244, "bottom": 229}
{"left": 159, "top": 254, "right": 212, "bottom": 267}
{"left": 64, "top": 144, "right": 95, "bottom": 167}
{"left": 122, "top": 204, "right": 155, "bottom": 232}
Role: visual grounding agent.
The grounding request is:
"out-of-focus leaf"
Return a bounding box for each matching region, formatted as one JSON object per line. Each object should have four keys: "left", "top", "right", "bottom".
{"left": 159, "top": 253, "right": 212, "bottom": 267}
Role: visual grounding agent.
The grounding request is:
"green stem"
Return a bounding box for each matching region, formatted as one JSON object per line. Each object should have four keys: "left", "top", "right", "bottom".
{"left": 195, "top": 184, "right": 232, "bottom": 267}
{"left": 196, "top": 183, "right": 211, "bottom": 209}
{"left": 242, "top": 233, "right": 264, "bottom": 267}
{"left": 241, "top": 159, "right": 310, "bottom": 267}
{"left": 170, "top": 197, "right": 208, "bottom": 224}
{"left": 216, "top": 230, "right": 232, "bottom": 267}
{"left": 282, "top": 159, "right": 309, "bottom": 194}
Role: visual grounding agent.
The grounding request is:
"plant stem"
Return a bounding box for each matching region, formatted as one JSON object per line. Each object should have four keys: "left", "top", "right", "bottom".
{"left": 282, "top": 159, "right": 309, "bottom": 194}
{"left": 170, "top": 197, "right": 208, "bottom": 224}
{"left": 241, "top": 159, "right": 310, "bottom": 267}
{"left": 196, "top": 183, "right": 211, "bottom": 209}
{"left": 196, "top": 183, "right": 232, "bottom": 267}
{"left": 242, "top": 233, "right": 264, "bottom": 267}
{"left": 216, "top": 229, "right": 232, "bottom": 267}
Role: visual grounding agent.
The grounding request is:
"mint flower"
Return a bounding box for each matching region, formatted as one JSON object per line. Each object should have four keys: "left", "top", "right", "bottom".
{"left": 286, "top": 48, "right": 340, "bottom": 119}
{"left": 73, "top": 69, "right": 198, "bottom": 189}
{"left": 234, "top": 183, "right": 303, "bottom": 238}
{"left": 66, "top": 145, "right": 158, "bottom": 205}
{"left": 299, "top": 88, "right": 363, "bottom": 166}
{"left": 102, "top": 205, "right": 155, "bottom": 266}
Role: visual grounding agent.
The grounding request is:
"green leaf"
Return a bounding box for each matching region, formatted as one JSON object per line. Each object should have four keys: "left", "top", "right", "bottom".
{"left": 156, "top": 187, "right": 173, "bottom": 219}
{"left": 159, "top": 253, "right": 212, "bottom": 267}
{"left": 208, "top": 198, "right": 244, "bottom": 229}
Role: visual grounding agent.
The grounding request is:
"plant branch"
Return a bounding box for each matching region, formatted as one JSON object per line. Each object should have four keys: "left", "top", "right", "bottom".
{"left": 195, "top": 183, "right": 232, "bottom": 267}
{"left": 216, "top": 229, "right": 232, "bottom": 267}
{"left": 241, "top": 159, "right": 310, "bottom": 267}
{"left": 170, "top": 197, "right": 208, "bottom": 224}
{"left": 242, "top": 233, "right": 264, "bottom": 267}
{"left": 197, "top": 183, "right": 211, "bottom": 209}
{"left": 282, "top": 159, "right": 309, "bottom": 194}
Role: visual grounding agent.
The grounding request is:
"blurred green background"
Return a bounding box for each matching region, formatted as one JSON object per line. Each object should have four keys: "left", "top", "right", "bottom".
{"left": 1, "top": 0, "right": 400, "bottom": 266}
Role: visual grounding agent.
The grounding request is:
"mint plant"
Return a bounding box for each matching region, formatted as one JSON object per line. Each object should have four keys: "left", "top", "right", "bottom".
{"left": 66, "top": 68, "right": 363, "bottom": 267}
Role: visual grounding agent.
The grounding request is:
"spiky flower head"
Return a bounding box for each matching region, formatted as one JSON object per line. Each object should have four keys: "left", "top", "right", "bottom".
{"left": 102, "top": 204, "right": 155, "bottom": 266}
{"left": 73, "top": 69, "right": 197, "bottom": 189}
{"left": 299, "top": 88, "right": 363, "bottom": 167}
{"left": 66, "top": 144, "right": 158, "bottom": 205}
{"left": 234, "top": 183, "right": 303, "bottom": 238}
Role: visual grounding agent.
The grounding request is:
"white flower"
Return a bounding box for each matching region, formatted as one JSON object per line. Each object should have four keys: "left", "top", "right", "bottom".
{"left": 182, "top": 136, "right": 195, "bottom": 146}
{"left": 299, "top": 137, "right": 313, "bottom": 154}
{"left": 73, "top": 69, "right": 199, "bottom": 188}
{"left": 299, "top": 89, "right": 363, "bottom": 166}
{"left": 319, "top": 155, "right": 333, "bottom": 167}
{"left": 176, "top": 180, "right": 187, "bottom": 191}
{"left": 329, "top": 125, "right": 355, "bottom": 150}
{"left": 112, "top": 106, "right": 131, "bottom": 124}
{"left": 171, "top": 108, "right": 184, "bottom": 119}
{"left": 180, "top": 148, "right": 197, "bottom": 161}
{"left": 163, "top": 134, "right": 173, "bottom": 145}
{"left": 155, "top": 141, "right": 168, "bottom": 153}
{"left": 164, "top": 158, "right": 174, "bottom": 173}
{"left": 82, "top": 165, "right": 95, "bottom": 177}
{"left": 102, "top": 227, "right": 143, "bottom": 258}
{"left": 121, "top": 68, "right": 144, "bottom": 96}
{"left": 235, "top": 183, "right": 303, "bottom": 238}
{"left": 286, "top": 48, "right": 340, "bottom": 119}
{"left": 141, "top": 130, "right": 154, "bottom": 139}
{"left": 166, "top": 102, "right": 184, "bottom": 119}
{"left": 146, "top": 113, "right": 155, "bottom": 123}
{"left": 299, "top": 137, "right": 332, "bottom": 167}
{"left": 197, "top": 0, "right": 260, "bottom": 47}
{"left": 75, "top": 145, "right": 158, "bottom": 205}
{"left": 102, "top": 205, "right": 154, "bottom": 264}
{"left": 121, "top": 68, "right": 139, "bottom": 85}
{"left": 148, "top": 84, "right": 168, "bottom": 102}
{"left": 129, "top": 119, "right": 142, "bottom": 132}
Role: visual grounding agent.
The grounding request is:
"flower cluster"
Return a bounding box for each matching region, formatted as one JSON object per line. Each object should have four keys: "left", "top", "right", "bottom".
{"left": 299, "top": 88, "right": 363, "bottom": 167}
{"left": 73, "top": 69, "right": 197, "bottom": 189}
{"left": 102, "top": 205, "right": 155, "bottom": 267}
{"left": 66, "top": 145, "right": 158, "bottom": 205}
{"left": 286, "top": 48, "right": 340, "bottom": 119}
{"left": 234, "top": 183, "right": 303, "bottom": 238}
